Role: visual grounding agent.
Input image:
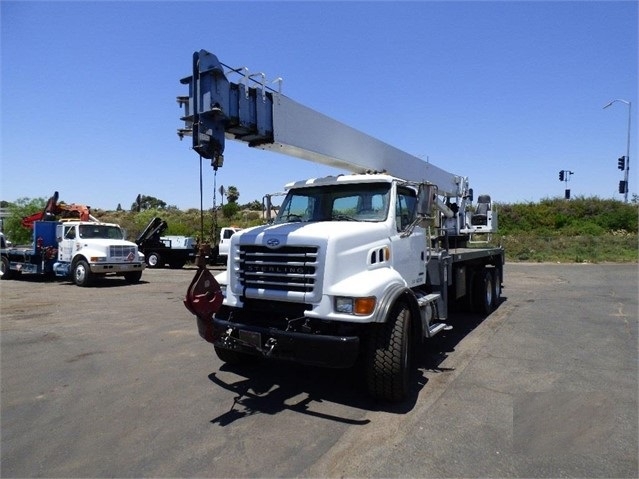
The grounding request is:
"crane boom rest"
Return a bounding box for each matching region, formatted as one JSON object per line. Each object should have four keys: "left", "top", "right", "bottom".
{"left": 179, "top": 49, "right": 504, "bottom": 403}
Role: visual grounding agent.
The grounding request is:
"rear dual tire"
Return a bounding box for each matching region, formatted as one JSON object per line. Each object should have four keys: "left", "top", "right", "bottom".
{"left": 472, "top": 267, "right": 501, "bottom": 315}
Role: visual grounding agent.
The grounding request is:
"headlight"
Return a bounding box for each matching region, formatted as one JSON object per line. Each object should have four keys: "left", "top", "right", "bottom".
{"left": 336, "top": 297, "right": 353, "bottom": 314}
{"left": 335, "top": 296, "right": 376, "bottom": 315}
{"left": 90, "top": 256, "right": 107, "bottom": 262}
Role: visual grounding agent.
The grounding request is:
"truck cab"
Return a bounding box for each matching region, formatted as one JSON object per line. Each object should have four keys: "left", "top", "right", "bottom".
{"left": 215, "top": 227, "right": 241, "bottom": 265}
{"left": 55, "top": 221, "right": 146, "bottom": 286}
{"left": 222, "top": 174, "right": 425, "bottom": 309}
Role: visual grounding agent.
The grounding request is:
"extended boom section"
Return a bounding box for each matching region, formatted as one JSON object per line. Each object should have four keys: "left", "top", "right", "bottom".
{"left": 178, "top": 49, "right": 464, "bottom": 197}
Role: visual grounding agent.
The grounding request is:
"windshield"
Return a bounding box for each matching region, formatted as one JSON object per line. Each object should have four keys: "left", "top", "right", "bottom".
{"left": 78, "top": 224, "right": 124, "bottom": 240}
{"left": 275, "top": 183, "right": 391, "bottom": 224}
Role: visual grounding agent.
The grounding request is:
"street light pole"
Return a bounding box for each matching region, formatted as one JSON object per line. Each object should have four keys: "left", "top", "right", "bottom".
{"left": 603, "top": 99, "right": 632, "bottom": 203}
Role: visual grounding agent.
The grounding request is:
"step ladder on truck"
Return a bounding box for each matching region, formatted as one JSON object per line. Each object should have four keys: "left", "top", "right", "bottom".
{"left": 180, "top": 50, "right": 504, "bottom": 402}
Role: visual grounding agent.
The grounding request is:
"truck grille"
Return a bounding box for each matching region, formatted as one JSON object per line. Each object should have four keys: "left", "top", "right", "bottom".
{"left": 109, "top": 245, "right": 137, "bottom": 261}
{"left": 239, "top": 245, "right": 318, "bottom": 293}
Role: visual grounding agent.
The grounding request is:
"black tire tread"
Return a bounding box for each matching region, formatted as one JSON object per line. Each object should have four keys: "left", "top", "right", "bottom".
{"left": 365, "top": 302, "right": 411, "bottom": 402}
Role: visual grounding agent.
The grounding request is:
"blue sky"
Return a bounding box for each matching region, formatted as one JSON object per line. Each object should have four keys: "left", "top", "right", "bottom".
{"left": 2, "top": 1, "right": 637, "bottom": 210}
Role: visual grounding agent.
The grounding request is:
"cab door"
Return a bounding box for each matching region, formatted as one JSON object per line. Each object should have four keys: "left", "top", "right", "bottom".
{"left": 390, "top": 186, "right": 426, "bottom": 287}
{"left": 57, "top": 224, "right": 77, "bottom": 262}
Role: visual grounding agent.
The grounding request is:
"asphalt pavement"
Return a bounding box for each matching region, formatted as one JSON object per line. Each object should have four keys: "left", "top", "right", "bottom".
{"left": 1, "top": 263, "right": 637, "bottom": 478}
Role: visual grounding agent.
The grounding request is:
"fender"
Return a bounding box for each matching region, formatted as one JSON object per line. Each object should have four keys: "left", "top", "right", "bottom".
{"left": 72, "top": 249, "right": 105, "bottom": 262}
{"left": 323, "top": 267, "right": 410, "bottom": 323}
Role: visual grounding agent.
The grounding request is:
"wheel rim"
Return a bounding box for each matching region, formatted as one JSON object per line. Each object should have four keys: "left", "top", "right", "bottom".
{"left": 149, "top": 255, "right": 158, "bottom": 267}
{"left": 485, "top": 275, "right": 493, "bottom": 306}
{"left": 75, "top": 264, "right": 87, "bottom": 283}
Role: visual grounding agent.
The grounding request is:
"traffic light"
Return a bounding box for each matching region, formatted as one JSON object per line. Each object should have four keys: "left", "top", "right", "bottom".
{"left": 565, "top": 189, "right": 571, "bottom": 200}
{"left": 619, "top": 180, "right": 628, "bottom": 194}
{"left": 618, "top": 156, "right": 626, "bottom": 170}
{"left": 559, "top": 170, "right": 564, "bottom": 181}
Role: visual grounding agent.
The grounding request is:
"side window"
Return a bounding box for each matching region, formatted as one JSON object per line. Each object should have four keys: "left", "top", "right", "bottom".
{"left": 64, "top": 226, "right": 76, "bottom": 239}
{"left": 396, "top": 188, "right": 417, "bottom": 232}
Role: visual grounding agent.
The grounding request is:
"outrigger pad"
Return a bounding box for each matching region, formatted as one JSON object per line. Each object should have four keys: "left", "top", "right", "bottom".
{"left": 184, "top": 267, "right": 223, "bottom": 320}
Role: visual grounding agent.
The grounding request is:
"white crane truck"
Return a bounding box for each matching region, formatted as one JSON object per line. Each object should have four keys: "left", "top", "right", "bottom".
{"left": 179, "top": 50, "right": 504, "bottom": 402}
{"left": 1, "top": 192, "right": 145, "bottom": 286}
{"left": 1, "top": 220, "right": 145, "bottom": 286}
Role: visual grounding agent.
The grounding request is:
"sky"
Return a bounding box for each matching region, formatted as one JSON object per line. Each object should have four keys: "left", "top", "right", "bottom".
{"left": 1, "top": 1, "right": 638, "bottom": 211}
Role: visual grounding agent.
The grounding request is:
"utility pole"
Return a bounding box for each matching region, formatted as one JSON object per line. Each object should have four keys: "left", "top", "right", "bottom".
{"left": 603, "top": 99, "right": 631, "bottom": 203}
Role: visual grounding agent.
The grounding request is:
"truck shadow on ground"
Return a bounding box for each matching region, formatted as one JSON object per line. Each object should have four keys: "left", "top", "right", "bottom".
{"left": 207, "top": 299, "right": 506, "bottom": 426}
{"left": 64, "top": 278, "right": 150, "bottom": 288}
{"left": 2, "top": 276, "right": 149, "bottom": 288}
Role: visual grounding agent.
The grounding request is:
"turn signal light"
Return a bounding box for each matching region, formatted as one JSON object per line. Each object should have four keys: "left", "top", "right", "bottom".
{"left": 354, "top": 297, "right": 376, "bottom": 315}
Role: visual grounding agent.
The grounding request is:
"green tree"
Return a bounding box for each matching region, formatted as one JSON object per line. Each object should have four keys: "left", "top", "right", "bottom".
{"left": 130, "top": 194, "right": 167, "bottom": 212}
{"left": 226, "top": 186, "right": 239, "bottom": 204}
{"left": 222, "top": 202, "right": 240, "bottom": 219}
{"left": 243, "top": 200, "right": 262, "bottom": 211}
{"left": 3, "top": 197, "right": 47, "bottom": 244}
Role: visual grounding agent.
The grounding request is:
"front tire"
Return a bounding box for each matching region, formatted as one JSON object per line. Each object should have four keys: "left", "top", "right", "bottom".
{"left": 1, "top": 256, "right": 14, "bottom": 280}
{"left": 365, "top": 301, "right": 412, "bottom": 402}
{"left": 73, "top": 259, "right": 92, "bottom": 287}
{"left": 147, "top": 252, "right": 162, "bottom": 268}
{"left": 124, "top": 271, "right": 142, "bottom": 284}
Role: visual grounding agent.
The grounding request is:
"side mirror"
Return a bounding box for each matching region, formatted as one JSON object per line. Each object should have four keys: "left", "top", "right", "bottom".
{"left": 468, "top": 188, "right": 474, "bottom": 203}
{"left": 417, "top": 184, "right": 436, "bottom": 216}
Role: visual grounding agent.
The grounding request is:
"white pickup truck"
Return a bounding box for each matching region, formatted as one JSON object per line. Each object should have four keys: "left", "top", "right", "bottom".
{"left": 214, "top": 227, "right": 241, "bottom": 265}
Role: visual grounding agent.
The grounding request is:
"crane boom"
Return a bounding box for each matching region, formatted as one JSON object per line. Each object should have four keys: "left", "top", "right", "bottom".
{"left": 178, "top": 50, "right": 466, "bottom": 197}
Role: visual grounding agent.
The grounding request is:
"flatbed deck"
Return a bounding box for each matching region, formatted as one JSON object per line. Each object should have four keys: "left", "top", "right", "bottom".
{"left": 448, "top": 246, "right": 504, "bottom": 263}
